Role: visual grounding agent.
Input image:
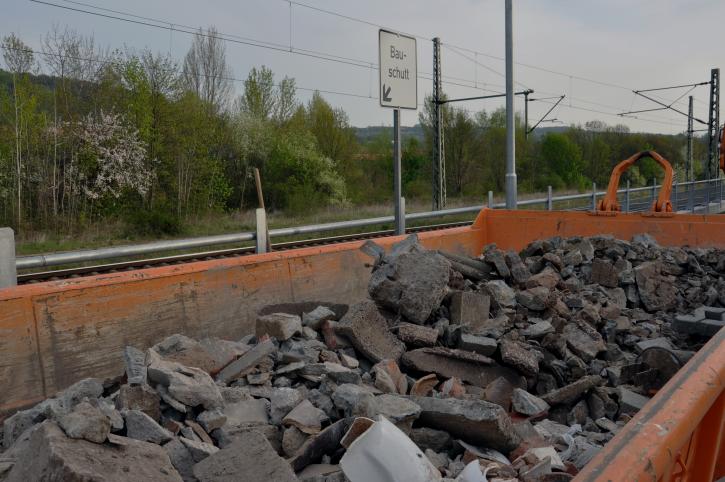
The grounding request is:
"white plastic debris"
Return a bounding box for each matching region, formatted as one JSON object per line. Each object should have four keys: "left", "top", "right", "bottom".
{"left": 340, "top": 416, "right": 441, "bottom": 482}
{"left": 455, "top": 460, "right": 489, "bottom": 482}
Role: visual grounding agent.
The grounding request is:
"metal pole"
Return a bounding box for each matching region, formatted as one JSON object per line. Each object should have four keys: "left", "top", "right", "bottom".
{"left": 0, "top": 227, "right": 17, "bottom": 288}
{"left": 524, "top": 91, "right": 529, "bottom": 140}
{"left": 689, "top": 179, "right": 695, "bottom": 212}
{"left": 488, "top": 190, "right": 494, "bottom": 208}
{"left": 687, "top": 95, "right": 693, "bottom": 182}
{"left": 432, "top": 37, "right": 445, "bottom": 210}
{"left": 393, "top": 109, "right": 404, "bottom": 235}
{"left": 625, "top": 180, "right": 630, "bottom": 213}
{"left": 591, "top": 182, "right": 597, "bottom": 210}
{"left": 504, "top": 0, "right": 517, "bottom": 209}
{"left": 547, "top": 185, "right": 553, "bottom": 210}
{"left": 707, "top": 68, "right": 720, "bottom": 179}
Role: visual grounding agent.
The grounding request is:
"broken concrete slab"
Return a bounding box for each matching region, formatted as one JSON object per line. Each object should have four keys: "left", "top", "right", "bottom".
{"left": 123, "top": 346, "right": 147, "bottom": 385}
{"left": 516, "top": 287, "right": 552, "bottom": 311}
{"left": 368, "top": 249, "right": 451, "bottom": 324}
{"left": 402, "top": 347, "right": 523, "bottom": 389}
{"left": 458, "top": 333, "right": 498, "bottom": 357}
{"left": 303, "top": 306, "right": 337, "bottom": 330}
{"left": 412, "top": 396, "right": 521, "bottom": 453}
{"left": 256, "top": 313, "right": 303, "bottom": 341}
{"left": 500, "top": 339, "right": 540, "bottom": 377}
{"left": 635, "top": 262, "right": 676, "bottom": 312}
{"left": 372, "top": 359, "right": 408, "bottom": 395}
{"left": 192, "top": 430, "right": 297, "bottom": 482}
{"left": 336, "top": 300, "right": 405, "bottom": 363}
{"left": 618, "top": 387, "right": 650, "bottom": 415}
{"left": 270, "top": 388, "right": 304, "bottom": 425}
{"left": 590, "top": 258, "right": 619, "bottom": 288}
{"left": 562, "top": 323, "right": 607, "bottom": 362}
{"left": 3, "top": 421, "right": 182, "bottom": 482}
{"left": 541, "top": 375, "right": 603, "bottom": 406}
{"left": 396, "top": 322, "right": 439, "bottom": 347}
{"left": 484, "top": 280, "right": 516, "bottom": 308}
{"left": 215, "top": 338, "right": 276, "bottom": 384}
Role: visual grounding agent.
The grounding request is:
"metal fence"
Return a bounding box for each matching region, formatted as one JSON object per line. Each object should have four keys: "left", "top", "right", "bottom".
{"left": 10, "top": 176, "right": 725, "bottom": 272}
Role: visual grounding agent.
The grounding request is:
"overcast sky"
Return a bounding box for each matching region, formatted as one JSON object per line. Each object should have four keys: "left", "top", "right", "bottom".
{"left": 4, "top": 0, "right": 724, "bottom": 134}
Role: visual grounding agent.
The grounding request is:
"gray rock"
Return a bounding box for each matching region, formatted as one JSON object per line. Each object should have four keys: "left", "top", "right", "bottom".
{"left": 282, "top": 425, "right": 309, "bottom": 457}
{"left": 58, "top": 401, "right": 110, "bottom": 443}
{"left": 511, "top": 388, "right": 550, "bottom": 416}
{"left": 331, "top": 384, "right": 376, "bottom": 417}
{"left": 3, "top": 398, "right": 65, "bottom": 449}
{"left": 336, "top": 300, "right": 405, "bottom": 363}
{"left": 397, "top": 322, "right": 439, "bottom": 347}
{"left": 484, "top": 280, "right": 516, "bottom": 308}
{"left": 366, "top": 394, "right": 421, "bottom": 430}
{"left": 412, "top": 396, "right": 521, "bottom": 452}
{"left": 180, "top": 436, "right": 219, "bottom": 462}
{"left": 484, "top": 248, "right": 511, "bottom": 278}
{"left": 635, "top": 262, "right": 676, "bottom": 312}
{"left": 516, "top": 287, "right": 551, "bottom": 311}
{"left": 270, "top": 388, "right": 304, "bottom": 425}
{"left": 505, "top": 251, "right": 531, "bottom": 284}
{"left": 618, "top": 387, "right": 650, "bottom": 415}
{"left": 449, "top": 291, "right": 490, "bottom": 327}
{"left": 124, "top": 346, "right": 148, "bottom": 385}
{"left": 283, "top": 399, "right": 329, "bottom": 434}
{"left": 541, "top": 375, "right": 603, "bottom": 405}
{"left": 521, "top": 319, "right": 555, "bottom": 338}
{"left": 256, "top": 313, "right": 302, "bottom": 341}
{"left": 147, "top": 351, "right": 223, "bottom": 410}
{"left": 164, "top": 438, "right": 196, "bottom": 482}
{"left": 409, "top": 427, "right": 453, "bottom": 453}
{"left": 124, "top": 410, "right": 173, "bottom": 444}
{"left": 215, "top": 339, "right": 276, "bottom": 384}
{"left": 590, "top": 258, "right": 619, "bottom": 288}
{"left": 303, "top": 306, "right": 337, "bottom": 330}
{"left": 563, "top": 323, "right": 607, "bottom": 362}
{"left": 197, "top": 409, "right": 227, "bottom": 433}
{"left": 223, "top": 398, "right": 270, "bottom": 427}
{"left": 500, "top": 339, "right": 540, "bottom": 377}
{"left": 59, "top": 378, "right": 105, "bottom": 410}
{"left": 115, "top": 383, "right": 161, "bottom": 421}
{"left": 369, "top": 249, "right": 451, "bottom": 324}
{"left": 458, "top": 333, "right": 498, "bottom": 356}
{"left": 2, "top": 421, "right": 182, "bottom": 482}
{"left": 192, "top": 429, "right": 297, "bottom": 482}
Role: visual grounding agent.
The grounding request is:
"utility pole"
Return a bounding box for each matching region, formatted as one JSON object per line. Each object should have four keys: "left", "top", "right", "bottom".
{"left": 393, "top": 109, "right": 404, "bottom": 235}
{"left": 524, "top": 91, "right": 530, "bottom": 140}
{"left": 505, "top": 0, "right": 517, "bottom": 209}
{"left": 432, "top": 37, "right": 445, "bottom": 210}
{"left": 687, "top": 95, "right": 693, "bottom": 182}
{"left": 708, "top": 68, "right": 720, "bottom": 179}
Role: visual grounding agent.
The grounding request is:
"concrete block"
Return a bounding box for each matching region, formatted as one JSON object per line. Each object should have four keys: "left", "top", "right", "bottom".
{"left": 0, "top": 227, "right": 16, "bottom": 289}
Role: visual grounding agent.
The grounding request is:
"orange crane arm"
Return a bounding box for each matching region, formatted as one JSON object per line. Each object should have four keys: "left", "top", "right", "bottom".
{"left": 597, "top": 150, "right": 674, "bottom": 213}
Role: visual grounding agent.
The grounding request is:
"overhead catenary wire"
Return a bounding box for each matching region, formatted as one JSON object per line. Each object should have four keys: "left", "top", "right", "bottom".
{"left": 24, "top": 0, "right": 708, "bottom": 130}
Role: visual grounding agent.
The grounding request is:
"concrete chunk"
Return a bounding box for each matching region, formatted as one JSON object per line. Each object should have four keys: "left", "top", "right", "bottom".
{"left": 256, "top": 313, "right": 302, "bottom": 341}
{"left": 192, "top": 430, "right": 297, "bottom": 482}
{"left": 336, "top": 300, "right": 405, "bottom": 363}
{"left": 3, "top": 421, "right": 182, "bottom": 482}
{"left": 449, "top": 291, "right": 490, "bottom": 327}
{"left": 412, "top": 396, "right": 521, "bottom": 452}
{"left": 397, "top": 322, "right": 438, "bottom": 347}
{"left": 124, "top": 346, "right": 148, "bottom": 385}
{"left": 215, "top": 339, "right": 276, "bottom": 384}
{"left": 125, "top": 410, "right": 173, "bottom": 444}
{"left": 511, "top": 388, "right": 550, "bottom": 416}
{"left": 58, "top": 401, "right": 110, "bottom": 444}
{"left": 541, "top": 375, "right": 603, "bottom": 405}
{"left": 458, "top": 333, "right": 498, "bottom": 357}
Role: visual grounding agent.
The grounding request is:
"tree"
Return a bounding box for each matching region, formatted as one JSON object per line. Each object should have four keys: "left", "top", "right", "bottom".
{"left": 76, "top": 111, "right": 153, "bottom": 202}
{"left": 2, "top": 33, "right": 36, "bottom": 225}
{"left": 540, "top": 133, "right": 584, "bottom": 187}
{"left": 182, "top": 26, "right": 232, "bottom": 113}
{"left": 306, "top": 92, "right": 356, "bottom": 162}
{"left": 238, "top": 66, "right": 275, "bottom": 120}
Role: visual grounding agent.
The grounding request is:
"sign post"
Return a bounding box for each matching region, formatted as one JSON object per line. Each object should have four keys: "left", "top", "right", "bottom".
{"left": 379, "top": 29, "right": 417, "bottom": 235}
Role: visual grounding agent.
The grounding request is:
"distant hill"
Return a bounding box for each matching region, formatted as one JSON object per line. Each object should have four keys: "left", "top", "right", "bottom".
{"left": 354, "top": 124, "right": 425, "bottom": 144}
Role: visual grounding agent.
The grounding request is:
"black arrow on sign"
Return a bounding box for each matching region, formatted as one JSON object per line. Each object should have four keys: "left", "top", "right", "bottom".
{"left": 382, "top": 84, "right": 392, "bottom": 102}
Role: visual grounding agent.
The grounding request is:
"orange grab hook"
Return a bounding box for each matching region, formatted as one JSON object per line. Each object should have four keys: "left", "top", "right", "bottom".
{"left": 597, "top": 150, "right": 674, "bottom": 213}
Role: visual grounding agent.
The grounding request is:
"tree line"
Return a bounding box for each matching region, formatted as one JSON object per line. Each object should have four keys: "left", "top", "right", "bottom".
{"left": 0, "top": 26, "right": 710, "bottom": 236}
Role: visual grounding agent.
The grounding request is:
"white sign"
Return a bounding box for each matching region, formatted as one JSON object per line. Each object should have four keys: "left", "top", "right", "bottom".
{"left": 379, "top": 29, "right": 417, "bottom": 110}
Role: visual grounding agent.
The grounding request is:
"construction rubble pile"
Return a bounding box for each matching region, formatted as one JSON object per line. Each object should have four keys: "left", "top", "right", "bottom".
{"left": 2, "top": 233, "right": 724, "bottom": 482}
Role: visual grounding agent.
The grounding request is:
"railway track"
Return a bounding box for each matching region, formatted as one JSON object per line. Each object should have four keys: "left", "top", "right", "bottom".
{"left": 17, "top": 220, "right": 472, "bottom": 284}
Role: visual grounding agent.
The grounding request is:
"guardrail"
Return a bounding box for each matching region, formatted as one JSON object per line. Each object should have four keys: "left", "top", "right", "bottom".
{"left": 3, "top": 176, "right": 724, "bottom": 281}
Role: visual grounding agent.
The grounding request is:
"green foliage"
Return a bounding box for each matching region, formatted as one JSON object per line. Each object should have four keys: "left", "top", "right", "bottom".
{"left": 126, "top": 205, "right": 182, "bottom": 236}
